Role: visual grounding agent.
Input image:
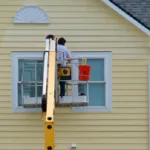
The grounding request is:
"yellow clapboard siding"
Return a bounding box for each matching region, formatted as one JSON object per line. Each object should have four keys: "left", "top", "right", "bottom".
{"left": 113, "top": 54, "right": 150, "bottom": 59}
{"left": 55, "top": 107, "right": 148, "bottom": 114}
{"left": 0, "top": 138, "right": 44, "bottom": 144}
{"left": 0, "top": 131, "right": 147, "bottom": 138}
{"left": 0, "top": 120, "right": 43, "bottom": 126}
{"left": 0, "top": 11, "right": 120, "bottom": 18}
{"left": 0, "top": 78, "right": 11, "bottom": 83}
{"left": 55, "top": 114, "right": 147, "bottom": 120}
{"left": 0, "top": 113, "right": 147, "bottom": 120}
{"left": 113, "top": 78, "right": 148, "bottom": 84}
{"left": 112, "top": 108, "right": 148, "bottom": 113}
{"left": 113, "top": 72, "right": 147, "bottom": 78}
{"left": 0, "top": 0, "right": 101, "bottom": 6}
{"left": 0, "top": 67, "right": 10, "bottom": 71}
{"left": 0, "top": 114, "right": 42, "bottom": 119}
{"left": 112, "top": 66, "right": 148, "bottom": 72}
{"left": 55, "top": 120, "right": 147, "bottom": 126}
{"left": 56, "top": 131, "right": 148, "bottom": 138}
{"left": 0, "top": 132, "right": 44, "bottom": 138}
{"left": 0, "top": 125, "right": 147, "bottom": 132}
{"left": 0, "top": 29, "right": 143, "bottom": 36}
{"left": 0, "top": 84, "right": 11, "bottom": 90}
{"left": 0, "top": 41, "right": 148, "bottom": 48}
{"left": 55, "top": 144, "right": 147, "bottom": 150}
{"left": 0, "top": 143, "right": 146, "bottom": 150}
{"left": 0, "top": 48, "right": 150, "bottom": 55}
{"left": 0, "top": 24, "right": 138, "bottom": 30}
{"left": 112, "top": 59, "right": 149, "bottom": 65}
{"left": 0, "top": 144, "right": 43, "bottom": 150}
{"left": 56, "top": 138, "right": 148, "bottom": 144}
{"left": 113, "top": 84, "right": 147, "bottom": 90}
{"left": 0, "top": 6, "right": 109, "bottom": 12}
{"left": 113, "top": 95, "right": 147, "bottom": 101}
{"left": 0, "top": 120, "right": 147, "bottom": 126}
{"left": 113, "top": 102, "right": 148, "bottom": 108}
{"left": 0, "top": 137, "right": 148, "bottom": 144}
{"left": 0, "top": 36, "right": 147, "bottom": 42}
{"left": 113, "top": 90, "right": 147, "bottom": 96}
{"left": 0, "top": 17, "right": 127, "bottom": 24}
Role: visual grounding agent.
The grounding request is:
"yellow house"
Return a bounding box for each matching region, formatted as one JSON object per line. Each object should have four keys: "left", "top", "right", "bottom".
{"left": 0, "top": 0, "right": 150, "bottom": 150}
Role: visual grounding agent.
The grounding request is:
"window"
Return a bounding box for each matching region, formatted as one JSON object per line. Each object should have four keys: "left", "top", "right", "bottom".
{"left": 12, "top": 51, "right": 112, "bottom": 113}
{"left": 71, "top": 52, "right": 112, "bottom": 112}
{"left": 12, "top": 52, "right": 44, "bottom": 112}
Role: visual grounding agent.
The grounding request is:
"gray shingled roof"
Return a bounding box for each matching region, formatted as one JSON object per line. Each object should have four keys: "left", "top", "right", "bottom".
{"left": 110, "top": 0, "right": 150, "bottom": 30}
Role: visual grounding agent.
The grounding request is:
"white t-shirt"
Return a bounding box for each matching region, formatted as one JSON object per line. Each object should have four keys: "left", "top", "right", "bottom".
{"left": 57, "top": 44, "right": 71, "bottom": 66}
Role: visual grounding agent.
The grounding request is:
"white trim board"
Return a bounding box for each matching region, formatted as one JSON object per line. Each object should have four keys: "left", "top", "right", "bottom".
{"left": 100, "top": 0, "right": 150, "bottom": 36}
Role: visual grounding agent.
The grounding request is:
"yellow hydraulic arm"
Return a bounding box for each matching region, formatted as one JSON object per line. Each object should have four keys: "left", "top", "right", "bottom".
{"left": 41, "top": 35, "right": 56, "bottom": 150}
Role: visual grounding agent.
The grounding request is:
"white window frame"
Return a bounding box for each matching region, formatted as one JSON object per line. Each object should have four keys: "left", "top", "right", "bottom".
{"left": 12, "top": 51, "right": 43, "bottom": 112}
{"left": 71, "top": 51, "right": 112, "bottom": 112}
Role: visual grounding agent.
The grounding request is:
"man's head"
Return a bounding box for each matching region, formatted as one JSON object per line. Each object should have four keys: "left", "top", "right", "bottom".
{"left": 58, "top": 37, "right": 66, "bottom": 46}
{"left": 46, "top": 34, "right": 55, "bottom": 40}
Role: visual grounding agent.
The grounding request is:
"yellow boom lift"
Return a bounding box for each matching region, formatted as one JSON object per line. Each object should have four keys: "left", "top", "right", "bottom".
{"left": 39, "top": 35, "right": 90, "bottom": 150}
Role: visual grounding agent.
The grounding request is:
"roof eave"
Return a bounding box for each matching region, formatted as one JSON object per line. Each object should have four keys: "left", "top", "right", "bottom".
{"left": 100, "top": 0, "right": 150, "bottom": 36}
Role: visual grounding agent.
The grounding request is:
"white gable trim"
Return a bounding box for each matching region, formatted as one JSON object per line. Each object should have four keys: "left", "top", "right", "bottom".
{"left": 100, "top": 0, "right": 150, "bottom": 36}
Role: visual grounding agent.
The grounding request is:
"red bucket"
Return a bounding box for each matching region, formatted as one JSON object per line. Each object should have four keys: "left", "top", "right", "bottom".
{"left": 79, "top": 65, "right": 91, "bottom": 81}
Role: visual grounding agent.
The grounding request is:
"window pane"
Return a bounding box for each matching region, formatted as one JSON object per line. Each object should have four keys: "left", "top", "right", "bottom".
{"left": 78, "top": 83, "right": 105, "bottom": 106}
{"left": 37, "top": 84, "right": 42, "bottom": 97}
{"left": 37, "top": 63, "right": 43, "bottom": 81}
{"left": 88, "top": 83, "right": 105, "bottom": 106}
{"left": 23, "top": 63, "right": 35, "bottom": 81}
{"left": 87, "top": 59, "right": 104, "bottom": 81}
{"left": 23, "top": 84, "right": 35, "bottom": 97}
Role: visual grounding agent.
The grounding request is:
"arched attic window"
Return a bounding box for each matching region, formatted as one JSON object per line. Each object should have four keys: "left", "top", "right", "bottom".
{"left": 13, "top": 5, "right": 49, "bottom": 23}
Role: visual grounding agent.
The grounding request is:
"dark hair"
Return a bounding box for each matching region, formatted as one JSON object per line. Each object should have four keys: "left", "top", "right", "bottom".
{"left": 58, "top": 37, "right": 66, "bottom": 45}
{"left": 46, "top": 34, "right": 55, "bottom": 40}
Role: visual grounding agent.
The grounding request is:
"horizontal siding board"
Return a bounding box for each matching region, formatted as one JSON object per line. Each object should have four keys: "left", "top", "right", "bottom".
{"left": 0, "top": 131, "right": 147, "bottom": 138}
{"left": 0, "top": 114, "right": 147, "bottom": 120}
{"left": 0, "top": 120, "right": 147, "bottom": 126}
{"left": 55, "top": 132, "right": 149, "bottom": 138}
{"left": 0, "top": 143, "right": 146, "bottom": 150}
{"left": 55, "top": 107, "right": 148, "bottom": 114}
{"left": 0, "top": 6, "right": 110, "bottom": 12}
{"left": 0, "top": 0, "right": 101, "bottom": 6}
{"left": 0, "top": 30, "right": 144, "bottom": 36}
{"left": 0, "top": 17, "right": 128, "bottom": 24}
{"left": 55, "top": 144, "right": 147, "bottom": 150}
{"left": 0, "top": 137, "right": 148, "bottom": 144}
{"left": 0, "top": 126, "right": 147, "bottom": 132}
{"left": 113, "top": 78, "right": 148, "bottom": 84}
{"left": 0, "top": 41, "right": 148, "bottom": 48}
{"left": 55, "top": 120, "right": 148, "bottom": 126}
{"left": 0, "top": 11, "right": 120, "bottom": 18}
{"left": 55, "top": 114, "right": 147, "bottom": 120}
{"left": 0, "top": 24, "right": 138, "bottom": 30}
{"left": 55, "top": 138, "right": 148, "bottom": 144}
